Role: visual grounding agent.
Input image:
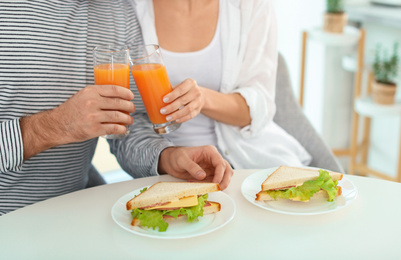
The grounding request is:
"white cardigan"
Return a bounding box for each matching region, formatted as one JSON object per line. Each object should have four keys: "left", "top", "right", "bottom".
{"left": 133, "top": 0, "right": 312, "bottom": 168}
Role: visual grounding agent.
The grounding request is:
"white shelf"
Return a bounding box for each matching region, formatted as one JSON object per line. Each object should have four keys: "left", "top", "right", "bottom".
{"left": 355, "top": 96, "right": 401, "bottom": 117}
{"left": 346, "top": 4, "right": 401, "bottom": 29}
{"left": 342, "top": 54, "right": 374, "bottom": 72}
{"left": 308, "top": 26, "right": 361, "bottom": 47}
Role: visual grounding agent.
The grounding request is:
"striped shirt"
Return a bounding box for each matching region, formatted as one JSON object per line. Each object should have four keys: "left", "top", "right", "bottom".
{"left": 0, "top": 0, "right": 170, "bottom": 216}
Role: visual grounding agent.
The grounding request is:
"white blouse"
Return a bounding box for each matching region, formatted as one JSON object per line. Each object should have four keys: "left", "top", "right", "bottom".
{"left": 133, "top": 0, "right": 312, "bottom": 169}
{"left": 161, "top": 10, "right": 222, "bottom": 147}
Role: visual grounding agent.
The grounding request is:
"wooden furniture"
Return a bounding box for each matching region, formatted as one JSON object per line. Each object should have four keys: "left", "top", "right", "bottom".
{"left": 351, "top": 78, "right": 401, "bottom": 182}
{"left": 345, "top": 4, "right": 401, "bottom": 182}
{"left": 299, "top": 26, "right": 361, "bottom": 157}
{"left": 300, "top": 27, "right": 401, "bottom": 182}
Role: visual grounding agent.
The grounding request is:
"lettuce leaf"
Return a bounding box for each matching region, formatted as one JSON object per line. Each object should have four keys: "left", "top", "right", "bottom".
{"left": 131, "top": 208, "right": 168, "bottom": 232}
{"left": 265, "top": 170, "right": 339, "bottom": 202}
{"left": 131, "top": 194, "right": 208, "bottom": 232}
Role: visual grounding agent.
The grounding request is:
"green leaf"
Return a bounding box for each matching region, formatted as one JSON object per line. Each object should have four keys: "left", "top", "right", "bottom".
{"left": 326, "top": 0, "right": 344, "bottom": 13}
{"left": 373, "top": 42, "right": 399, "bottom": 84}
{"left": 266, "top": 170, "right": 339, "bottom": 202}
{"left": 131, "top": 194, "right": 209, "bottom": 232}
{"left": 131, "top": 208, "right": 169, "bottom": 232}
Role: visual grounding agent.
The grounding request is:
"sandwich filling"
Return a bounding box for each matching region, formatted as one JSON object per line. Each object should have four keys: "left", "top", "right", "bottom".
{"left": 264, "top": 170, "right": 339, "bottom": 202}
{"left": 131, "top": 194, "right": 208, "bottom": 232}
{"left": 145, "top": 195, "right": 198, "bottom": 210}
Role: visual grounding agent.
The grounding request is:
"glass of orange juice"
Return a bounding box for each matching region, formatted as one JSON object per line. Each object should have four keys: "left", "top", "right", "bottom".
{"left": 93, "top": 44, "right": 130, "bottom": 139}
{"left": 130, "top": 44, "right": 181, "bottom": 134}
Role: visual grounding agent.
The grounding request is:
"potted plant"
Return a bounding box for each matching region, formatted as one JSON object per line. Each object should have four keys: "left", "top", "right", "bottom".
{"left": 323, "top": 0, "right": 347, "bottom": 34}
{"left": 372, "top": 42, "right": 399, "bottom": 105}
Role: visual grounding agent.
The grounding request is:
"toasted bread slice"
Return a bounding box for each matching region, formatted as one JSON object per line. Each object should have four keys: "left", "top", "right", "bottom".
{"left": 256, "top": 186, "right": 342, "bottom": 202}
{"left": 261, "top": 166, "right": 343, "bottom": 191}
{"left": 126, "top": 182, "right": 221, "bottom": 211}
{"left": 131, "top": 201, "right": 221, "bottom": 226}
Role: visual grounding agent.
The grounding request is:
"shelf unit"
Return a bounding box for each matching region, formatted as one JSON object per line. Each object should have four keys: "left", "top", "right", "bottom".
{"left": 299, "top": 26, "right": 361, "bottom": 155}
{"left": 300, "top": 26, "right": 401, "bottom": 182}
{"left": 351, "top": 84, "right": 401, "bottom": 182}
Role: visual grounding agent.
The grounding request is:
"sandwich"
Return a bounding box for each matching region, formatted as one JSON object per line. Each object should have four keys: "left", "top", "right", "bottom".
{"left": 126, "top": 181, "right": 221, "bottom": 232}
{"left": 255, "top": 166, "right": 343, "bottom": 202}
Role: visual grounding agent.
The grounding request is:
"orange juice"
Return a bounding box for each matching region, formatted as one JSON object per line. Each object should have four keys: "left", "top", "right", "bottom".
{"left": 131, "top": 63, "right": 172, "bottom": 124}
{"left": 94, "top": 63, "right": 130, "bottom": 125}
{"left": 94, "top": 63, "right": 130, "bottom": 89}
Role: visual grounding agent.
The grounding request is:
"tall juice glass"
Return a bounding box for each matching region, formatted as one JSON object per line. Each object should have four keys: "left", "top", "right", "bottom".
{"left": 93, "top": 44, "right": 130, "bottom": 139}
{"left": 130, "top": 45, "right": 181, "bottom": 134}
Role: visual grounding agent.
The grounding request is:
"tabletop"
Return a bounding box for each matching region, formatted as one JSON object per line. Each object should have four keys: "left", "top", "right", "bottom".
{"left": 1, "top": 169, "right": 401, "bottom": 260}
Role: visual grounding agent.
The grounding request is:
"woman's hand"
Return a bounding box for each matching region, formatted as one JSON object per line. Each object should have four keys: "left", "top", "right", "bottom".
{"left": 160, "top": 78, "right": 205, "bottom": 123}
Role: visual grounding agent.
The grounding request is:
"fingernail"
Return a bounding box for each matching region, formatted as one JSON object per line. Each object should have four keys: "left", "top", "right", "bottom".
{"left": 160, "top": 108, "right": 166, "bottom": 114}
{"left": 163, "top": 97, "right": 169, "bottom": 103}
{"left": 166, "top": 116, "right": 172, "bottom": 121}
{"left": 196, "top": 171, "right": 204, "bottom": 177}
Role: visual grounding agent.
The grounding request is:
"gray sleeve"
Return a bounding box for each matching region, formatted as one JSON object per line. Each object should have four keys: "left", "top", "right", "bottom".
{"left": 0, "top": 119, "right": 24, "bottom": 173}
{"left": 107, "top": 112, "right": 174, "bottom": 178}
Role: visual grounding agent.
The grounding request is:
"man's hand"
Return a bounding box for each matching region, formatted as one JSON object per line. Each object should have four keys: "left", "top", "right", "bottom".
{"left": 158, "top": 145, "right": 233, "bottom": 190}
{"left": 54, "top": 85, "right": 135, "bottom": 143}
{"left": 20, "top": 85, "right": 135, "bottom": 160}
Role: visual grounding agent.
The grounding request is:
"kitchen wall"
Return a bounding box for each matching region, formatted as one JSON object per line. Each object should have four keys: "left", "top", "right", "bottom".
{"left": 272, "top": 0, "right": 325, "bottom": 97}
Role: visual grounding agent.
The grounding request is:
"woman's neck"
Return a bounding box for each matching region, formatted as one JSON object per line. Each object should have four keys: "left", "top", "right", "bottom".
{"left": 153, "top": 0, "right": 219, "bottom": 52}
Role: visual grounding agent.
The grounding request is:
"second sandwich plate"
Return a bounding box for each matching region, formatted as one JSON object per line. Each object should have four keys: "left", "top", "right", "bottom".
{"left": 111, "top": 187, "right": 236, "bottom": 239}
{"left": 241, "top": 167, "right": 358, "bottom": 215}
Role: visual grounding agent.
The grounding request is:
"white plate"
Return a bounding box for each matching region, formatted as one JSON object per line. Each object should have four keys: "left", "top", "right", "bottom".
{"left": 241, "top": 167, "right": 358, "bottom": 215}
{"left": 111, "top": 187, "right": 236, "bottom": 239}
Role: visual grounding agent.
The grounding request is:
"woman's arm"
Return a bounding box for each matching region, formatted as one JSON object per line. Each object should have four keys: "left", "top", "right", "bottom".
{"left": 160, "top": 79, "right": 251, "bottom": 127}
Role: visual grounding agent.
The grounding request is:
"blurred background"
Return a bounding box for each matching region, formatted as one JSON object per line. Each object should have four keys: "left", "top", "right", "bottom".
{"left": 93, "top": 0, "right": 401, "bottom": 182}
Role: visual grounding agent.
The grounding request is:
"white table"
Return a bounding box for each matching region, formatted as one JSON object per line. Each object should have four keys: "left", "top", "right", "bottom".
{"left": 1, "top": 170, "right": 400, "bottom": 259}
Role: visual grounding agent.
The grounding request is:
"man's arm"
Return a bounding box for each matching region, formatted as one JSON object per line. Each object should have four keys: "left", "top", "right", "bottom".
{"left": 108, "top": 111, "right": 173, "bottom": 177}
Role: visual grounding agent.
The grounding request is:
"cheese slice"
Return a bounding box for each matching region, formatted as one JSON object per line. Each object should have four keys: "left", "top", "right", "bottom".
{"left": 145, "top": 195, "right": 198, "bottom": 210}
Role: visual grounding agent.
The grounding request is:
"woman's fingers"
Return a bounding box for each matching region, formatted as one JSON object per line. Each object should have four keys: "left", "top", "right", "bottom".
{"left": 160, "top": 79, "right": 204, "bottom": 122}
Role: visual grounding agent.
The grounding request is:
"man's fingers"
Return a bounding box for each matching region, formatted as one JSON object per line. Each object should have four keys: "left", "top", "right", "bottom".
{"left": 99, "top": 96, "right": 136, "bottom": 113}
{"left": 96, "top": 85, "right": 134, "bottom": 100}
{"left": 102, "top": 123, "right": 129, "bottom": 136}
{"left": 216, "top": 162, "right": 233, "bottom": 190}
{"left": 181, "top": 159, "right": 207, "bottom": 181}
{"left": 211, "top": 162, "right": 225, "bottom": 186}
{"left": 99, "top": 110, "right": 134, "bottom": 125}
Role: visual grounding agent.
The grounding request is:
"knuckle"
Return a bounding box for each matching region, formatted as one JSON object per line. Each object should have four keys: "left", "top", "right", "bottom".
{"left": 113, "top": 111, "right": 121, "bottom": 121}
{"left": 195, "top": 90, "right": 202, "bottom": 97}
{"left": 189, "top": 111, "right": 197, "bottom": 118}
{"left": 86, "top": 113, "right": 97, "bottom": 122}
{"left": 206, "top": 145, "right": 217, "bottom": 152}
{"left": 83, "top": 99, "right": 95, "bottom": 109}
{"left": 109, "top": 85, "right": 119, "bottom": 95}
{"left": 186, "top": 105, "right": 193, "bottom": 113}
{"left": 114, "top": 97, "right": 122, "bottom": 106}
{"left": 186, "top": 78, "right": 197, "bottom": 85}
